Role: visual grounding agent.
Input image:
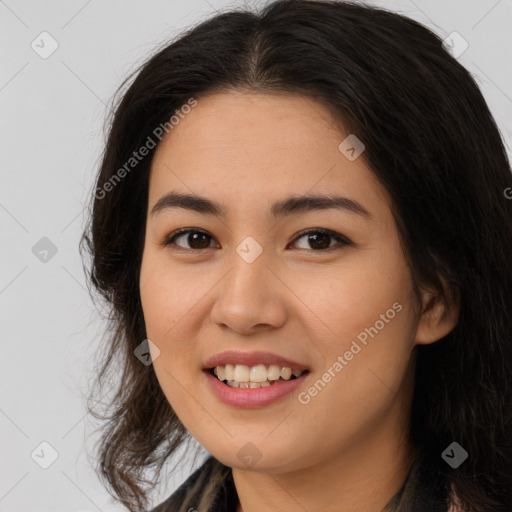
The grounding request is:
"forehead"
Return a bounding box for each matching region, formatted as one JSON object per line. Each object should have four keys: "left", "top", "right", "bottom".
{"left": 148, "top": 90, "right": 389, "bottom": 215}
{"left": 152, "top": 90, "right": 343, "bottom": 164}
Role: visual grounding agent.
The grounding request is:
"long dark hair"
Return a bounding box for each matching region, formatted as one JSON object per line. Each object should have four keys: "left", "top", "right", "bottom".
{"left": 80, "top": 1, "right": 512, "bottom": 510}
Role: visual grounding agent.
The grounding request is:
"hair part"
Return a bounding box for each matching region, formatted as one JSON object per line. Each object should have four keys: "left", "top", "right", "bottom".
{"left": 80, "top": 1, "right": 512, "bottom": 510}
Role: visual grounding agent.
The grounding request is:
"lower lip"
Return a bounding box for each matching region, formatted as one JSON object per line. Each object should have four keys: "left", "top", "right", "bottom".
{"left": 204, "top": 370, "right": 309, "bottom": 408}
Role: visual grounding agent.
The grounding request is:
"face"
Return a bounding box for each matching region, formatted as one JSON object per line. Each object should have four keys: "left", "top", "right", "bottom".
{"left": 139, "top": 90, "right": 434, "bottom": 473}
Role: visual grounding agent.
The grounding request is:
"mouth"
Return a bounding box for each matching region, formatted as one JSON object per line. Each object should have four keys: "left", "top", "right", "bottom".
{"left": 202, "top": 351, "right": 310, "bottom": 406}
{"left": 204, "top": 364, "right": 310, "bottom": 389}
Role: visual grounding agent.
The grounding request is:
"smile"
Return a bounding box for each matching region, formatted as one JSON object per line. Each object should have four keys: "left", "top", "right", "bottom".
{"left": 210, "top": 364, "right": 306, "bottom": 388}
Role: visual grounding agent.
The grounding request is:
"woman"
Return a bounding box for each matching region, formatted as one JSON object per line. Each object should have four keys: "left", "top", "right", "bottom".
{"left": 80, "top": 1, "right": 512, "bottom": 511}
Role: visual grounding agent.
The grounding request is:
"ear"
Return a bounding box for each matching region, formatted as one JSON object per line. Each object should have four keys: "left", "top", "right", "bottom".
{"left": 414, "top": 279, "right": 460, "bottom": 345}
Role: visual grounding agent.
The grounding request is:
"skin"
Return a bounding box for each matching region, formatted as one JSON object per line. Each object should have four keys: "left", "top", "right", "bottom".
{"left": 139, "top": 90, "right": 459, "bottom": 512}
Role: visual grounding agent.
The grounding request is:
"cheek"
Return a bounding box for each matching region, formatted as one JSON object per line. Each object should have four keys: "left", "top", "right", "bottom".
{"left": 140, "top": 250, "right": 202, "bottom": 337}
{"left": 291, "top": 255, "right": 416, "bottom": 399}
{"left": 139, "top": 256, "right": 205, "bottom": 429}
{"left": 291, "top": 255, "right": 412, "bottom": 343}
{"left": 297, "top": 301, "right": 415, "bottom": 453}
{"left": 139, "top": 254, "right": 198, "bottom": 374}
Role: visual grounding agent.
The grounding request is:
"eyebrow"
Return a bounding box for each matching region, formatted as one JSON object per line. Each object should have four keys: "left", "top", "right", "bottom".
{"left": 150, "top": 191, "right": 372, "bottom": 220}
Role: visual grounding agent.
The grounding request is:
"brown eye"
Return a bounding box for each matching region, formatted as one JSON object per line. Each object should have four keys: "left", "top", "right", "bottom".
{"left": 164, "top": 229, "right": 216, "bottom": 250}
{"left": 290, "top": 229, "right": 350, "bottom": 251}
{"left": 163, "top": 227, "right": 350, "bottom": 252}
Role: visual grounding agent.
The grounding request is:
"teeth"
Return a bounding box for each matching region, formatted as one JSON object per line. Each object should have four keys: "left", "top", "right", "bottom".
{"left": 213, "top": 363, "right": 305, "bottom": 386}
{"left": 281, "top": 367, "right": 292, "bottom": 380}
{"left": 225, "top": 364, "right": 234, "bottom": 380}
{"left": 226, "top": 379, "right": 271, "bottom": 389}
{"left": 268, "top": 365, "right": 281, "bottom": 380}
{"left": 250, "top": 364, "right": 268, "bottom": 382}
{"left": 233, "top": 364, "right": 250, "bottom": 382}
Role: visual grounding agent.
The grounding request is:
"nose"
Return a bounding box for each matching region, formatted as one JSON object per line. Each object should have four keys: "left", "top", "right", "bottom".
{"left": 210, "top": 248, "right": 288, "bottom": 335}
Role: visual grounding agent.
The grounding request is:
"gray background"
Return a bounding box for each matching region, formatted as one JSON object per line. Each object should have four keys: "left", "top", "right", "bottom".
{"left": 1, "top": 0, "right": 511, "bottom": 510}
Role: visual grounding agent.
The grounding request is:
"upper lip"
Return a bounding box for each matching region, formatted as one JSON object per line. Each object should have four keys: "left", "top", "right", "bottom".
{"left": 203, "top": 351, "right": 309, "bottom": 371}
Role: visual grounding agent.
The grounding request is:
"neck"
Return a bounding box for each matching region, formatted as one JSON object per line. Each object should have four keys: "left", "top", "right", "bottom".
{"left": 232, "top": 398, "right": 418, "bottom": 512}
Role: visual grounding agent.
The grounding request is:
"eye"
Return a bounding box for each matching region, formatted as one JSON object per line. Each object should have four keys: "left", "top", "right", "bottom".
{"left": 162, "top": 227, "right": 351, "bottom": 252}
{"left": 288, "top": 228, "right": 351, "bottom": 251}
{"left": 162, "top": 228, "right": 217, "bottom": 250}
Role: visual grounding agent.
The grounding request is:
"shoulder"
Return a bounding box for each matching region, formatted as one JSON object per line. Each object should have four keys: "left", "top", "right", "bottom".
{"left": 148, "top": 455, "right": 235, "bottom": 512}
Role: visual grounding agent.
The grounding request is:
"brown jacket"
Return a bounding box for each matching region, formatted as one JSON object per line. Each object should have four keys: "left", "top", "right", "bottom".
{"left": 150, "top": 453, "right": 462, "bottom": 512}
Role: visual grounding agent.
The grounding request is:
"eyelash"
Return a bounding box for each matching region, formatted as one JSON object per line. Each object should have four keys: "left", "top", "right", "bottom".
{"left": 161, "top": 227, "right": 351, "bottom": 252}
